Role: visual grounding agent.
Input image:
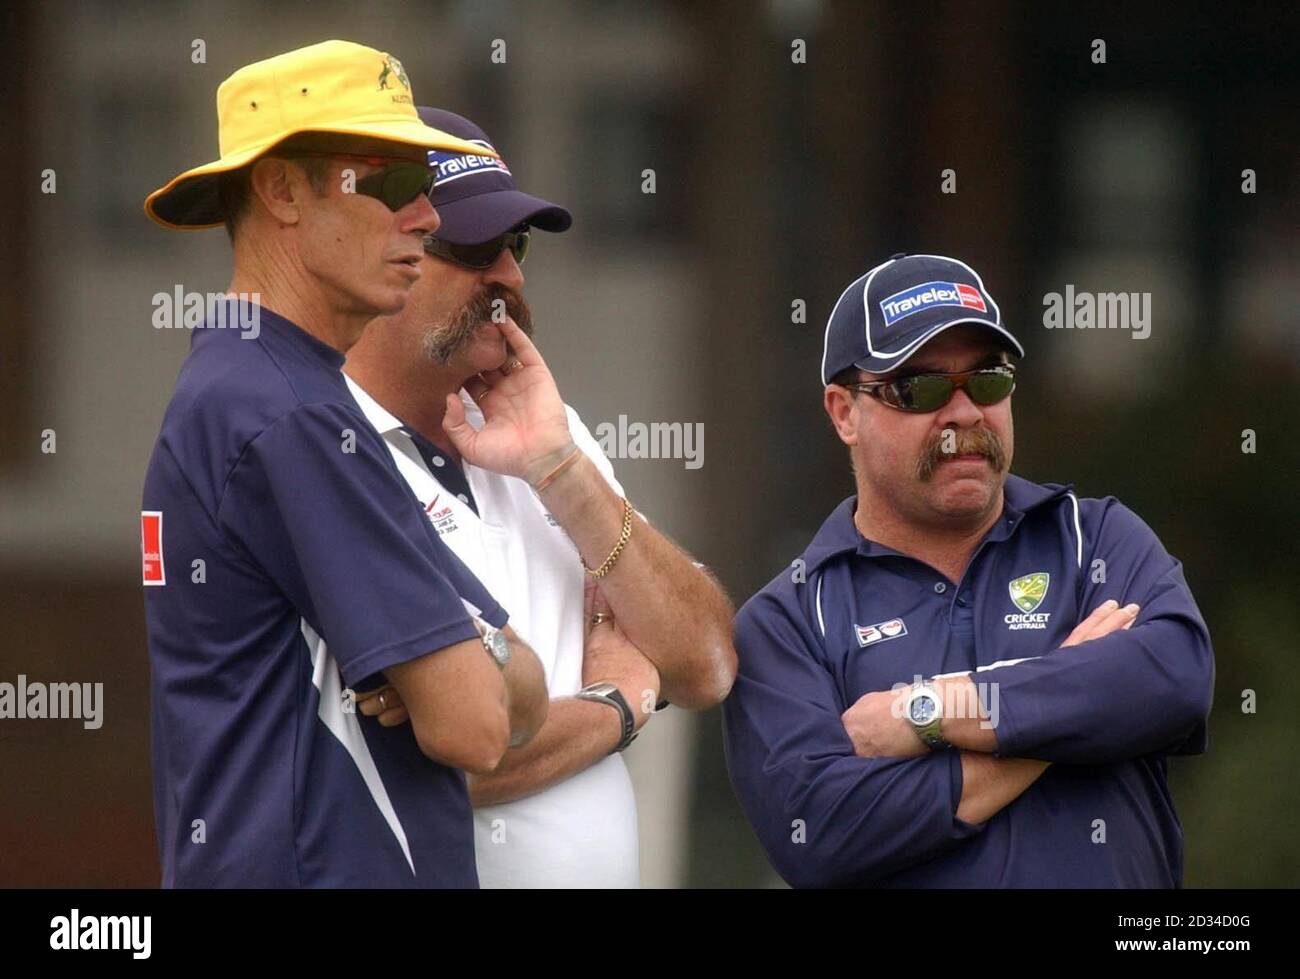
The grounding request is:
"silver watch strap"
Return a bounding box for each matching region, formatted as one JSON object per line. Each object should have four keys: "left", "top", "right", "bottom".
{"left": 576, "top": 683, "right": 638, "bottom": 753}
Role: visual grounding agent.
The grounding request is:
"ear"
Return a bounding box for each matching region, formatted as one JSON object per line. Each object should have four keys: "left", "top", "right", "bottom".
{"left": 247, "top": 157, "right": 305, "bottom": 226}
{"left": 824, "top": 385, "right": 860, "bottom": 446}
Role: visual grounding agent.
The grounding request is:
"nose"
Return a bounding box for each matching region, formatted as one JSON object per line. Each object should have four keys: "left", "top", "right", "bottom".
{"left": 399, "top": 194, "right": 440, "bottom": 237}
{"left": 483, "top": 247, "right": 525, "bottom": 293}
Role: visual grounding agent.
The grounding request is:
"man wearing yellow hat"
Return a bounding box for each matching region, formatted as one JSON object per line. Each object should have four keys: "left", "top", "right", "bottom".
{"left": 140, "top": 40, "right": 548, "bottom": 888}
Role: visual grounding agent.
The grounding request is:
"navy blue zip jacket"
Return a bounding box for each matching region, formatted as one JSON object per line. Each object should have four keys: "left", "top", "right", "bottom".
{"left": 723, "top": 475, "right": 1214, "bottom": 887}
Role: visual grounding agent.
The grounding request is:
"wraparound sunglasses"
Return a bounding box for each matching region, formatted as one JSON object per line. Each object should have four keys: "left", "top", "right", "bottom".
{"left": 844, "top": 364, "right": 1017, "bottom": 412}
{"left": 282, "top": 152, "right": 435, "bottom": 211}
{"left": 422, "top": 227, "right": 531, "bottom": 270}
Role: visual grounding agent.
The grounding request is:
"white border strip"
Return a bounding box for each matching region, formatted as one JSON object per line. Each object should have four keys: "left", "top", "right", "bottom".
{"left": 814, "top": 573, "right": 827, "bottom": 638}
{"left": 1067, "top": 492, "right": 1083, "bottom": 569}
{"left": 302, "top": 620, "right": 415, "bottom": 875}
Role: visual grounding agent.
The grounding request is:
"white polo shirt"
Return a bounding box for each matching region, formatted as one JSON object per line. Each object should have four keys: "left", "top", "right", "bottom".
{"left": 344, "top": 375, "right": 640, "bottom": 888}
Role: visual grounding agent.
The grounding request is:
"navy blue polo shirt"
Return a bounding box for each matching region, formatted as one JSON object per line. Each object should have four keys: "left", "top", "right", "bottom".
{"left": 141, "top": 301, "right": 507, "bottom": 888}
{"left": 724, "top": 475, "right": 1215, "bottom": 888}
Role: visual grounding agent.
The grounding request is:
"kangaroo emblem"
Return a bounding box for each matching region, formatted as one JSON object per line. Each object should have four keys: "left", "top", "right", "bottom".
{"left": 378, "top": 55, "right": 409, "bottom": 91}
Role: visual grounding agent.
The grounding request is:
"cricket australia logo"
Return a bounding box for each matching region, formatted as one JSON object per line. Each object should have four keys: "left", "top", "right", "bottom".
{"left": 378, "top": 55, "right": 410, "bottom": 91}
{"left": 1005, "top": 572, "right": 1051, "bottom": 630}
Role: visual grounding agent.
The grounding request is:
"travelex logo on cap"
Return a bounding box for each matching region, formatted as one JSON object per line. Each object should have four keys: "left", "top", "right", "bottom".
{"left": 820, "top": 253, "right": 1024, "bottom": 384}
{"left": 880, "top": 280, "right": 987, "bottom": 326}
{"left": 428, "top": 140, "right": 512, "bottom": 188}
{"left": 415, "top": 106, "right": 571, "bottom": 243}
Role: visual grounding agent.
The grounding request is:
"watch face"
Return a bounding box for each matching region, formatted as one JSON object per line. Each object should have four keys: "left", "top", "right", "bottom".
{"left": 486, "top": 628, "right": 509, "bottom": 665}
{"left": 910, "top": 694, "right": 937, "bottom": 725}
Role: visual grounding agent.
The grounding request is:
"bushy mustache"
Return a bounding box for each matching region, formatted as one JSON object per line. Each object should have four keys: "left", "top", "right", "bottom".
{"left": 421, "top": 284, "right": 533, "bottom": 365}
{"left": 916, "top": 426, "right": 1008, "bottom": 482}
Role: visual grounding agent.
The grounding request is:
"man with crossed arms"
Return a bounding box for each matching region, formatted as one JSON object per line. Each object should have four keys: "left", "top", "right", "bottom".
{"left": 347, "top": 108, "right": 737, "bottom": 887}
{"left": 724, "top": 254, "right": 1214, "bottom": 887}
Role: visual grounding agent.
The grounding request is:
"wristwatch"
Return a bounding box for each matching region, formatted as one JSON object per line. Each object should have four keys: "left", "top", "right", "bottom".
{"left": 474, "top": 617, "right": 510, "bottom": 669}
{"left": 904, "top": 681, "right": 949, "bottom": 750}
{"left": 576, "top": 681, "right": 638, "bottom": 753}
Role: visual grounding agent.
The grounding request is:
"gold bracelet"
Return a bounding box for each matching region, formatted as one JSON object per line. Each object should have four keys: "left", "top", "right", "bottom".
{"left": 531, "top": 445, "right": 582, "bottom": 492}
{"left": 582, "top": 496, "right": 633, "bottom": 579}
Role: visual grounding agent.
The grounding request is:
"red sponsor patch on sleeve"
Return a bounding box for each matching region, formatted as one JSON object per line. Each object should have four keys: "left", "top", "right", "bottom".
{"left": 141, "top": 511, "right": 166, "bottom": 586}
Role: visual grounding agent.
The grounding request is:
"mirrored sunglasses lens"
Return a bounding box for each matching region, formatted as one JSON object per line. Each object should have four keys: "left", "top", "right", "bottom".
{"left": 967, "top": 372, "right": 1015, "bottom": 405}
{"left": 511, "top": 232, "right": 530, "bottom": 264}
{"left": 901, "top": 375, "right": 955, "bottom": 411}
{"left": 381, "top": 165, "right": 434, "bottom": 210}
{"left": 451, "top": 241, "right": 501, "bottom": 268}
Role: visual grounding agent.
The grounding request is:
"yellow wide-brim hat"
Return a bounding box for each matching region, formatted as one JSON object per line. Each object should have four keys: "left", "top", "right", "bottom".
{"left": 144, "top": 39, "right": 497, "bottom": 230}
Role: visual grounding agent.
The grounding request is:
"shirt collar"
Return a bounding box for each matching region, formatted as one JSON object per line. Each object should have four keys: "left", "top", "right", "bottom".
{"left": 252, "top": 302, "right": 347, "bottom": 371}
{"left": 342, "top": 379, "right": 487, "bottom": 446}
{"left": 801, "top": 473, "right": 1073, "bottom": 575}
{"left": 342, "top": 380, "right": 486, "bottom": 433}
{"left": 343, "top": 374, "right": 406, "bottom": 436}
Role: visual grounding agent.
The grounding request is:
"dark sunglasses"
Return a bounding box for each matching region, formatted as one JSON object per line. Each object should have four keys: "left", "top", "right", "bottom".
{"left": 284, "top": 152, "right": 435, "bottom": 211}
{"left": 422, "top": 227, "right": 530, "bottom": 270}
{"left": 844, "top": 364, "right": 1017, "bottom": 412}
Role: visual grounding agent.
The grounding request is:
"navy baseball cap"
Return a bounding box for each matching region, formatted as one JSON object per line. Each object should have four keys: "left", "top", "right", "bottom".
{"left": 820, "top": 253, "right": 1024, "bottom": 384}
{"left": 418, "top": 106, "right": 572, "bottom": 244}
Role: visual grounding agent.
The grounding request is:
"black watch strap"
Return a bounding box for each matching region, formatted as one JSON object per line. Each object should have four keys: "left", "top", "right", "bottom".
{"left": 576, "top": 683, "right": 638, "bottom": 753}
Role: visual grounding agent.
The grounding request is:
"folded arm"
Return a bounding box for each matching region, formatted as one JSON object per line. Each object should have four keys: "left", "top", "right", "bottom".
{"left": 381, "top": 625, "right": 547, "bottom": 774}
{"left": 725, "top": 592, "right": 1046, "bottom": 888}
{"left": 954, "top": 503, "right": 1214, "bottom": 765}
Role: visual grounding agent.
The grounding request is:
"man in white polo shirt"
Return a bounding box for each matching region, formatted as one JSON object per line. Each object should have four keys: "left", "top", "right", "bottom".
{"left": 344, "top": 107, "right": 737, "bottom": 887}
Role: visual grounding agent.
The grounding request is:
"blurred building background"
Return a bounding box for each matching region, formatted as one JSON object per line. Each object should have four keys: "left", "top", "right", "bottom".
{"left": 1, "top": 0, "right": 1296, "bottom": 887}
